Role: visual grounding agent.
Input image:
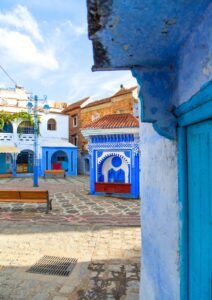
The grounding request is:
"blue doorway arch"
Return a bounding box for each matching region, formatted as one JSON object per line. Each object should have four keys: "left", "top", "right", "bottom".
{"left": 51, "top": 150, "right": 68, "bottom": 171}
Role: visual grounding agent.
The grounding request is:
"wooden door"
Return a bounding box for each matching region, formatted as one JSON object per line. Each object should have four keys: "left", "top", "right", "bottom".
{"left": 187, "top": 119, "right": 212, "bottom": 300}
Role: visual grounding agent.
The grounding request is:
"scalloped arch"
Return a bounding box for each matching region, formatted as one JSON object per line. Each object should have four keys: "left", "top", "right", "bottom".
{"left": 98, "top": 152, "right": 129, "bottom": 176}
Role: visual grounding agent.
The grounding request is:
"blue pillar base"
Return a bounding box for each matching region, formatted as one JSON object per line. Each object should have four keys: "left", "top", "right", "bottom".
{"left": 33, "top": 165, "right": 39, "bottom": 187}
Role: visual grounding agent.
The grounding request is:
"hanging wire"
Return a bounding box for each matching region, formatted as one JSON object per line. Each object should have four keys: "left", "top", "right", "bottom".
{"left": 0, "top": 64, "right": 17, "bottom": 86}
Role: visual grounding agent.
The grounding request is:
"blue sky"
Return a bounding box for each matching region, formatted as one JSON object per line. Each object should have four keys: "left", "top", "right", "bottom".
{"left": 0, "top": 1, "right": 136, "bottom": 102}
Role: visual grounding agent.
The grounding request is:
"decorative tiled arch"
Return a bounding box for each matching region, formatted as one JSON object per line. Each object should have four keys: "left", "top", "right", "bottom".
{"left": 97, "top": 152, "right": 130, "bottom": 179}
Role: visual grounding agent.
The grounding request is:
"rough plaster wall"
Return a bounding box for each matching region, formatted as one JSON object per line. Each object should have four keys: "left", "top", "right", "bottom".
{"left": 177, "top": 3, "right": 212, "bottom": 105}
{"left": 140, "top": 123, "right": 179, "bottom": 300}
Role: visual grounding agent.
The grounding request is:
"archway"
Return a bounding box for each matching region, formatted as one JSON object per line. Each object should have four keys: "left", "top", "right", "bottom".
{"left": 84, "top": 158, "right": 90, "bottom": 173}
{"left": 16, "top": 150, "right": 34, "bottom": 173}
{"left": 51, "top": 150, "right": 68, "bottom": 171}
{"left": 0, "top": 122, "right": 13, "bottom": 133}
{"left": 17, "top": 121, "right": 34, "bottom": 134}
{"left": 98, "top": 153, "right": 130, "bottom": 183}
{"left": 102, "top": 155, "right": 129, "bottom": 183}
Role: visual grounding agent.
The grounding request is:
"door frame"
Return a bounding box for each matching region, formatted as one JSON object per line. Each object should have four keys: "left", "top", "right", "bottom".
{"left": 175, "top": 81, "right": 212, "bottom": 300}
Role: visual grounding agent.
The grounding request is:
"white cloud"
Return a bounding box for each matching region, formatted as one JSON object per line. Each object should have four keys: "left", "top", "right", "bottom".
{"left": 0, "top": 3, "right": 136, "bottom": 102}
{"left": 98, "top": 73, "right": 137, "bottom": 95}
{"left": 0, "top": 5, "right": 43, "bottom": 42}
{"left": 0, "top": 5, "right": 59, "bottom": 73}
{"left": 66, "top": 20, "right": 87, "bottom": 37}
{"left": 65, "top": 70, "right": 136, "bottom": 102}
{"left": 0, "top": 28, "right": 59, "bottom": 71}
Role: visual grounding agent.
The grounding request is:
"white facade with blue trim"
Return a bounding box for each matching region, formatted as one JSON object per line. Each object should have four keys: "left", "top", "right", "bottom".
{"left": 0, "top": 87, "right": 77, "bottom": 177}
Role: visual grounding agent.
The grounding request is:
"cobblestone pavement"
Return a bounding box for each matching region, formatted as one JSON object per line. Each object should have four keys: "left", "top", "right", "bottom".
{"left": 0, "top": 176, "right": 141, "bottom": 299}
{"left": 0, "top": 222, "right": 140, "bottom": 300}
{"left": 0, "top": 176, "right": 140, "bottom": 226}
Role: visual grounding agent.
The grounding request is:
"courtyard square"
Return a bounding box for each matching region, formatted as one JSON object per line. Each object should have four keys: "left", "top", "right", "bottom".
{"left": 0, "top": 176, "right": 140, "bottom": 300}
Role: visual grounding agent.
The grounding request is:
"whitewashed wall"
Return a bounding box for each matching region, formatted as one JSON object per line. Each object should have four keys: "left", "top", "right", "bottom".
{"left": 140, "top": 123, "right": 179, "bottom": 300}
{"left": 40, "top": 113, "right": 69, "bottom": 140}
{"left": 0, "top": 111, "right": 69, "bottom": 158}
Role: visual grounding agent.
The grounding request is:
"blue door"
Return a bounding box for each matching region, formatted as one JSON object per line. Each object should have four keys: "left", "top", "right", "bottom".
{"left": 187, "top": 119, "right": 212, "bottom": 300}
{"left": 0, "top": 153, "right": 6, "bottom": 174}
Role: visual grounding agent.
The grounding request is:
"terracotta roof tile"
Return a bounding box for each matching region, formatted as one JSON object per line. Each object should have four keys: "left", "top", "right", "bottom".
{"left": 62, "top": 97, "right": 90, "bottom": 113}
{"left": 83, "top": 113, "right": 139, "bottom": 129}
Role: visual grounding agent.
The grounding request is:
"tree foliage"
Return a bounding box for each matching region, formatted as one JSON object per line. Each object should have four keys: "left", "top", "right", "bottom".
{"left": 0, "top": 111, "right": 40, "bottom": 134}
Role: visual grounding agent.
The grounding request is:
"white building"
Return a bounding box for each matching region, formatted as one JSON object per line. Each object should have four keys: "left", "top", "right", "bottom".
{"left": 0, "top": 86, "right": 77, "bottom": 176}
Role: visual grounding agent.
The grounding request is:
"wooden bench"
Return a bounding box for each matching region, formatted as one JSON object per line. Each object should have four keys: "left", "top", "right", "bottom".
{"left": 44, "top": 170, "right": 66, "bottom": 178}
{"left": 0, "top": 174, "right": 13, "bottom": 179}
{"left": 0, "top": 190, "right": 52, "bottom": 213}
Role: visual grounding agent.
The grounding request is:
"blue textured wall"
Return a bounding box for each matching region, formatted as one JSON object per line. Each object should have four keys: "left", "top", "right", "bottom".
{"left": 134, "top": 4, "right": 211, "bottom": 138}
{"left": 87, "top": 1, "right": 212, "bottom": 299}
{"left": 135, "top": 7, "right": 211, "bottom": 300}
{"left": 89, "top": 1, "right": 210, "bottom": 68}
{"left": 177, "top": 5, "right": 212, "bottom": 105}
{"left": 88, "top": 0, "right": 211, "bottom": 138}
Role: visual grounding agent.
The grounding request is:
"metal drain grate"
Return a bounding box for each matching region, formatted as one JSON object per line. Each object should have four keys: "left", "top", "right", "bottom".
{"left": 26, "top": 255, "right": 77, "bottom": 277}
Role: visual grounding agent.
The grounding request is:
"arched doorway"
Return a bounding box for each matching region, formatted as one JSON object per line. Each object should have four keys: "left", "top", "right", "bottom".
{"left": 0, "top": 122, "right": 13, "bottom": 133}
{"left": 51, "top": 150, "right": 68, "bottom": 171}
{"left": 84, "top": 158, "right": 90, "bottom": 173}
{"left": 16, "top": 150, "right": 34, "bottom": 173}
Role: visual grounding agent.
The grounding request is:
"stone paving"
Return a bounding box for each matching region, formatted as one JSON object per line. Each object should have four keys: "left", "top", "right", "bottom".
{"left": 0, "top": 176, "right": 140, "bottom": 226}
{"left": 0, "top": 176, "right": 141, "bottom": 300}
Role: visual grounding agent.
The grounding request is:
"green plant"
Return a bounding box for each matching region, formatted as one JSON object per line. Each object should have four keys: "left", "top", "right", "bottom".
{"left": 0, "top": 111, "right": 41, "bottom": 134}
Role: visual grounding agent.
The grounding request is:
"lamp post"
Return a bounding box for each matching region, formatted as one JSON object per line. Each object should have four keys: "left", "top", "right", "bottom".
{"left": 27, "top": 95, "right": 49, "bottom": 187}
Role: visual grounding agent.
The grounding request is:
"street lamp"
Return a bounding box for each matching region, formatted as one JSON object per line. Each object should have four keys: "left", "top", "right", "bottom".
{"left": 27, "top": 95, "right": 50, "bottom": 187}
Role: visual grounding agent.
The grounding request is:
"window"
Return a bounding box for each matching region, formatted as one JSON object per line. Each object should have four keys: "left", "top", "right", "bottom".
{"left": 17, "top": 121, "right": 34, "bottom": 134}
{"left": 57, "top": 156, "right": 65, "bottom": 161}
{"left": 72, "top": 134, "right": 78, "bottom": 146}
{"left": 47, "top": 118, "right": 56, "bottom": 131}
{"left": 72, "top": 115, "right": 78, "bottom": 127}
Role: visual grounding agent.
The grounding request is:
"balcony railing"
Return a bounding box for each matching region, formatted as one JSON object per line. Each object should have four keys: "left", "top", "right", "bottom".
{"left": 18, "top": 134, "right": 35, "bottom": 142}
{"left": 0, "top": 133, "right": 13, "bottom": 141}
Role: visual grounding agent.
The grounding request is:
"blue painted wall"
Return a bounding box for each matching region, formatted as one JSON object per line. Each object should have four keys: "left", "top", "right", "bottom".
{"left": 0, "top": 154, "right": 6, "bottom": 174}
{"left": 133, "top": 7, "right": 212, "bottom": 299}
{"left": 177, "top": 5, "right": 211, "bottom": 105}
{"left": 78, "top": 152, "right": 90, "bottom": 175}
{"left": 42, "top": 147, "right": 77, "bottom": 176}
{"left": 88, "top": 133, "right": 140, "bottom": 199}
{"left": 87, "top": 1, "right": 212, "bottom": 299}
